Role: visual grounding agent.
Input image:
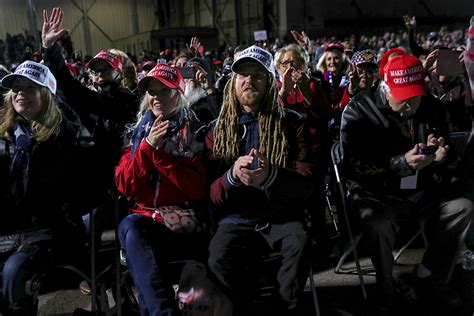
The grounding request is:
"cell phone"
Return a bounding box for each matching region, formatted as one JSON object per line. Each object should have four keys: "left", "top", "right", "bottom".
{"left": 436, "top": 50, "right": 464, "bottom": 76}
{"left": 417, "top": 145, "right": 438, "bottom": 155}
{"left": 176, "top": 67, "right": 197, "bottom": 79}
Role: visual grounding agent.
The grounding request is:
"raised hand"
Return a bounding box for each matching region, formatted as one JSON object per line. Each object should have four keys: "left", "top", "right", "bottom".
{"left": 347, "top": 63, "right": 360, "bottom": 94}
{"left": 279, "top": 66, "right": 295, "bottom": 98}
{"left": 290, "top": 30, "right": 310, "bottom": 50}
{"left": 146, "top": 115, "right": 170, "bottom": 149}
{"left": 423, "top": 49, "right": 438, "bottom": 73}
{"left": 186, "top": 37, "right": 202, "bottom": 56}
{"left": 403, "top": 15, "right": 416, "bottom": 29}
{"left": 293, "top": 68, "right": 312, "bottom": 101}
{"left": 42, "top": 7, "right": 68, "bottom": 48}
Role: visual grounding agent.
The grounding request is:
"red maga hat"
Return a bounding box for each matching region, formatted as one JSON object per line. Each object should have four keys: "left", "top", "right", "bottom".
{"left": 88, "top": 50, "right": 123, "bottom": 72}
{"left": 137, "top": 63, "right": 185, "bottom": 94}
{"left": 383, "top": 54, "right": 426, "bottom": 100}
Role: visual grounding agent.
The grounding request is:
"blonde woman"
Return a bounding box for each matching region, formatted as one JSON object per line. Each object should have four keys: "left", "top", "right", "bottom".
{"left": 0, "top": 60, "right": 88, "bottom": 314}
{"left": 116, "top": 64, "right": 208, "bottom": 315}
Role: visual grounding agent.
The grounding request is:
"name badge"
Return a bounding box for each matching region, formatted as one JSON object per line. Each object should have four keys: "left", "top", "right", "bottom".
{"left": 400, "top": 172, "right": 418, "bottom": 189}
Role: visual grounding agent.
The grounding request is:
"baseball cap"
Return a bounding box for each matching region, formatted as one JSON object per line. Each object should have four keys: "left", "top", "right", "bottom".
{"left": 351, "top": 50, "right": 377, "bottom": 68}
{"left": 324, "top": 42, "right": 345, "bottom": 53}
{"left": 141, "top": 60, "right": 157, "bottom": 72}
{"left": 137, "top": 63, "right": 185, "bottom": 94}
{"left": 383, "top": 54, "right": 426, "bottom": 100}
{"left": 231, "top": 45, "right": 275, "bottom": 75}
{"left": 1, "top": 60, "right": 57, "bottom": 95}
{"left": 378, "top": 48, "right": 407, "bottom": 79}
{"left": 88, "top": 50, "right": 123, "bottom": 72}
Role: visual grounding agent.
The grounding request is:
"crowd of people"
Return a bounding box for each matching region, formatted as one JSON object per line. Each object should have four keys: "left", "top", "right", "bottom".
{"left": 0, "top": 5, "right": 473, "bottom": 316}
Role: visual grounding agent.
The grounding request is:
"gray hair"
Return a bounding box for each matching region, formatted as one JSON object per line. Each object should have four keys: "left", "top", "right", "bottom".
{"left": 274, "top": 43, "right": 310, "bottom": 71}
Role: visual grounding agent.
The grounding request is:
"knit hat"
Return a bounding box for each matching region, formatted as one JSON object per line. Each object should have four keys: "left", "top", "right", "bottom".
{"left": 186, "top": 57, "right": 211, "bottom": 74}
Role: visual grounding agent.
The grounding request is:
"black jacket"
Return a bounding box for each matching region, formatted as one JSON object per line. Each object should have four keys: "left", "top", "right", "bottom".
{"left": 42, "top": 43, "right": 139, "bottom": 201}
{"left": 340, "top": 84, "right": 456, "bottom": 202}
{"left": 0, "top": 114, "right": 88, "bottom": 235}
{"left": 42, "top": 43, "right": 138, "bottom": 166}
{"left": 205, "top": 109, "right": 315, "bottom": 224}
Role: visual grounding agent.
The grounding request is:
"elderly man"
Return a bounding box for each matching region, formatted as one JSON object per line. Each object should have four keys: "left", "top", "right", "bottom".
{"left": 340, "top": 52, "right": 472, "bottom": 315}
{"left": 184, "top": 57, "right": 221, "bottom": 124}
{"left": 205, "top": 45, "right": 316, "bottom": 315}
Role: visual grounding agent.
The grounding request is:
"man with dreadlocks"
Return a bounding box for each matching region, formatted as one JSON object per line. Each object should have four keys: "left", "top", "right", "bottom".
{"left": 205, "top": 45, "right": 315, "bottom": 315}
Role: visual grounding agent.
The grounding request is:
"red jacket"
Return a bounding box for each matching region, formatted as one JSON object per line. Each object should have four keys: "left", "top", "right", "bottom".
{"left": 115, "top": 137, "right": 206, "bottom": 219}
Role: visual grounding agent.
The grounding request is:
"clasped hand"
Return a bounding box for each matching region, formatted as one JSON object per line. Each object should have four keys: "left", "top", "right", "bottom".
{"left": 232, "top": 149, "right": 270, "bottom": 187}
{"left": 146, "top": 115, "right": 170, "bottom": 149}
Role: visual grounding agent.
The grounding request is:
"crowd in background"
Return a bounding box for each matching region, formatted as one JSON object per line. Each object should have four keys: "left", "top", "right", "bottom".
{"left": 0, "top": 7, "right": 473, "bottom": 316}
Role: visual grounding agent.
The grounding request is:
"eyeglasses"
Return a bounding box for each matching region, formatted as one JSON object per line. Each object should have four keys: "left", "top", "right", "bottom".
{"left": 356, "top": 67, "right": 376, "bottom": 76}
{"left": 279, "top": 60, "right": 302, "bottom": 69}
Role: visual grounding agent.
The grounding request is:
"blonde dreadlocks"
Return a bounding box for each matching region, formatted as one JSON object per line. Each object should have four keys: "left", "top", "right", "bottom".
{"left": 213, "top": 73, "right": 288, "bottom": 167}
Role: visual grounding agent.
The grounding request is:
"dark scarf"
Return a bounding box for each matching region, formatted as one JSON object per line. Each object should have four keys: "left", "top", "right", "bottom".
{"left": 10, "top": 122, "right": 35, "bottom": 200}
{"left": 238, "top": 111, "right": 260, "bottom": 170}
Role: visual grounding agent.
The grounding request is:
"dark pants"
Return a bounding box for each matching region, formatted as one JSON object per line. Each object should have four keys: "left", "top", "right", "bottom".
{"left": 207, "top": 221, "right": 309, "bottom": 314}
{"left": 359, "top": 196, "right": 472, "bottom": 308}
{"left": 118, "top": 214, "right": 208, "bottom": 316}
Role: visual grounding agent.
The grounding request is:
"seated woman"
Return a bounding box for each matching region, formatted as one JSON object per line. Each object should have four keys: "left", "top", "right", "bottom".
{"left": 116, "top": 64, "right": 208, "bottom": 315}
{"left": 0, "top": 60, "right": 88, "bottom": 314}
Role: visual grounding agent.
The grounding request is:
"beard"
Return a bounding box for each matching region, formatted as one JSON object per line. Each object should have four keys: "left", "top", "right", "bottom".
{"left": 185, "top": 84, "right": 207, "bottom": 106}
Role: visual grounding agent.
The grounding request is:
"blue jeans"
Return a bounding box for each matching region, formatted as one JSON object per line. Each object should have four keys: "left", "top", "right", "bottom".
{"left": 118, "top": 214, "right": 208, "bottom": 316}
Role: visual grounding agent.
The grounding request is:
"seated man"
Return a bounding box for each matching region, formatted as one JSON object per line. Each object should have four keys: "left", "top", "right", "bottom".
{"left": 205, "top": 45, "right": 316, "bottom": 315}
{"left": 340, "top": 52, "right": 472, "bottom": 315}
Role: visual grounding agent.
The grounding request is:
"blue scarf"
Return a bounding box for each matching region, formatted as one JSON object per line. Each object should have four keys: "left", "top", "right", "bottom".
{"left": 130, "top": 109, "right": 186, "bottom": 156}
{"left": 10, "top": 122, "right": 35, "bottom": 200}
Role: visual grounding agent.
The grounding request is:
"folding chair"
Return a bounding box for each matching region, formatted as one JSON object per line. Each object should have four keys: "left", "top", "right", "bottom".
{"left": 331, "top": 141, "right": 427, "bottom": 298}
{"left": 330, "top": 141, "right": 367, "bottom": 300}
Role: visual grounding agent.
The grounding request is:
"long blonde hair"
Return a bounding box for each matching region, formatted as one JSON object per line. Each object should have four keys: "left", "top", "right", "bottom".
{"left": 0, "top": 87, "right": 62, "bottom": 142}
{"left": 316, "top": 49, "right": 349, "bottom": 75}
{"left": 213, "top": 73, "right": 288, "bottom": 167}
